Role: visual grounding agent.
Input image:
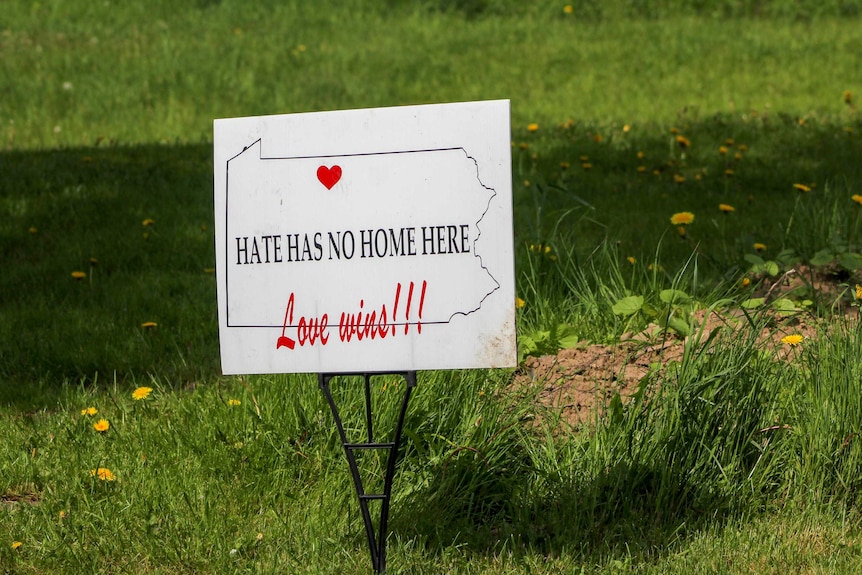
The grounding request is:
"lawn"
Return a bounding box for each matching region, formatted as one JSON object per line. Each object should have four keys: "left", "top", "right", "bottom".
{"left": 3, "top": 1, "right": 862, "bottom": 573}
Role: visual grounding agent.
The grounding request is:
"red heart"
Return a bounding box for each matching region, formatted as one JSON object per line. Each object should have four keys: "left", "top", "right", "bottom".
{"left": 317, "top": 165, "right": 342, "bottom": 190}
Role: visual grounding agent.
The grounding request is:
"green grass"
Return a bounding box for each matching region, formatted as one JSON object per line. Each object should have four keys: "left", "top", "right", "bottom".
{"left": 4, "top": 1, "right": 862, "bottom": 573}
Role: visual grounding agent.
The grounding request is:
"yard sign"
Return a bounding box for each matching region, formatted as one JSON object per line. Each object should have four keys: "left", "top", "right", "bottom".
{"left": 213, "top": 100, "right": 515, "bottom": 374}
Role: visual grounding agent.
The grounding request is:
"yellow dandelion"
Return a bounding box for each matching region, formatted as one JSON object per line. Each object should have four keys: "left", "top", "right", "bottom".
{"left": 559, "top": 161, "right": 570, "bottom": 169}
{"left": 228, "top": 399, "right": 242, "bottom": 407}
{"left": 781, "top": 334, "right": 804, "bottom": 347}
{"left": 673, "top": 174, "right": 686, "bottom": 184}
{"left": 515, "top": 297, "right": 525, "bottom": 309}
{"left": 724, "top": 169, "right": 734, "bottom": 176}
{"left": 852, "top": 194, "right": 862, "bottom": 205}
{"left": 670, "top": 212, "right": 695, "bottom": 225}
{"left": 741, "top": 277, "right": 751, "bottom": 287}
{"left": 582, "top": 162, "right": 592, "bottom": 170}
{"left": 563, "top": 4, "right": 573, "bottom": 14}
{"left": 627, "top": 256, "right": 636, "bottom": 265}
{"left": 676, "top": 135, "right": 690, "bottom": 148}
{"left": 527, "top": 123, "right": 539, "bottom": 132}
{"left": 725, "top": 138, "right": 735, "bottom": 146}
{"left": 90, "top": 467, "right": 116, "bottom": 481}
{"left": 132, "top": 386, "right": 153, "bottom": 401}
{"left": 738, "top": 144, "right": 749, "bottom": 152}
{"left": 141, "top": 321, "right": 157, "bottom": 329}
{"left": 12, "top": 541, "right": 22, "bottom": 550}
{"left": 93, "top": 419, "right": 110, "bottom": 433}
{"left": 59, "top": 510, "right": 68, "bottom": 520}
{"left": 523, "top": 180, "right": 531, "bottom": 187}
{"left": 637, "top": 166, "right": 647, "bottom": 173}
{"left": 637, "top": 151, "right": 645, "bottom": 159}
{"left": 754, "top": 242, "right": 767, "bottom": 252}
{"left": 80, "top": 406, "right": 98, "bottom": 416}
{"left": 593, "top": 134, "right": 603, "bottom": 143}
{"left": 719, "top": 146, "right": 728, "bottom": 155}
{"left": 855, "top": 284, "right": 862, "bottom": 300}
{"left": 844, "top": 90, "right": 853, "bottom": 105}
{"left": 793, "top": 183, "right": 812, "bottom": 193}
{"left": 623, "top": 124, "right": 631, "bottom": 132}
{"left": 734, "top": 152, "right": 743, "bottom": 161}
{"left": 71, "top": 271, "right": 86, "bottom": 279}
{"left": 28, "top": 226, "right": 38, "bottom": 234}
{"left": 142, "top": 218, "right": 155, "bottom": 226}
{"left": 518, "top": 142, "right": 529, "bottom": 150}
{"left": 670, "top": 127, "right": 679, "bottom": 134}
{"left": 719, "top": 204, "right": 735, "bottom": 213}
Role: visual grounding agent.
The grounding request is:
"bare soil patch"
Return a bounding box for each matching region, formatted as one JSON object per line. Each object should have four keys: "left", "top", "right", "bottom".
{"left": 514, "top": 268, "right": 854, "bottom": 427}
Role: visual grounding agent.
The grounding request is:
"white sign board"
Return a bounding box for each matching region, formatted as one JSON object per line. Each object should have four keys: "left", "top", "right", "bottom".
{"left": 213, "top": 100, "right": 515, "bottom": 374}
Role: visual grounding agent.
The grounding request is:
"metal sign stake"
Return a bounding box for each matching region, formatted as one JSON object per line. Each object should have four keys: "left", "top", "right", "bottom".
{"left": 318, "top": 371, "right": 417, "bottom": 574}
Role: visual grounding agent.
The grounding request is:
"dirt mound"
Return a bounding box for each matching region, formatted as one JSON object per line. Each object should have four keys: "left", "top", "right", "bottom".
{"left": 514, "top": 306, "right": 826, "bottom": 427}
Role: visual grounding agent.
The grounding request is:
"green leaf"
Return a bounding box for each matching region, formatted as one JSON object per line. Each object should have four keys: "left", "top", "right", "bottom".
{"left": 612, "top": 295, "right": 644, "bottom": 316}
{"left": 838, "top": 252, "right": 862, "bottom": 271}
{"left": 771, "top": 298, "right": 797, "bottom": 316}
{"left": 741, "top": 298, "right": 765, "bottom": 309}
{"left": 659, "top": 289, "right": 691, "bottom": 305}
{"left": 764, "top": 261, "right": 780, "bottom": 276}
{"left": 744, "top": 254, "right": 765, "bottom": 266}
{"left": 667, "top": 316, "right": 692, "bottom": 337}
{"left": 558, "top": 333, "right": 580, "bottom": 349}
{"left": 810, "top": 249, "right": 835, "bottom": 266}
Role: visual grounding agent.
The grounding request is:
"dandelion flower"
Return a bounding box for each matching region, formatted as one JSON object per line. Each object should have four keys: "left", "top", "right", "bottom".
{"left": 855, "top": 285, "right": 862, "bottom": 300}
{"left": 59, "top": 510, "right": 68, "bottom": 520}
{"left": 852, "top": 194, "right": 862, "bottom": 205}
{"left": 738, "top": 144, "right": 749, "bottom": 152}
{"left": 582, "top": 162, "right": 592, "bottom": 170}
{"left": 637, "top": 151, "right": 645, "bottom": 159}
{"left": 28, "top": 226, "right": 37, "bottom": 234}
{"left": 81, "top": 406, "right": 98, "bottom": 416}
{"left": 670, "top": 212, "right": 695, "bottom": 225}
{"left": 12, "top": 541, "right": 22, "bottom": 550}
{"left": 90, "top": 467, "right": 116, "bottom": 481}
{"left": 676, "top": 135, "right": 690, "bottom": 148}
{"left": 141, "top": 321, "right": 157, "bottom": 329}
{"left": 793, "top": 183, "right": 812, "bottom": 193}
{"left": 559, "top": 161, "right": 570, "bottom": 169}
{"left": 132, "top": 386, "right": 153, "bottom": 401}
{"left": 719, "top": 204, "right": 735, "bottom": 213}
{"left": 515, "top": 297, "right": 525, "bottom": 309}
{"left": 754, "top": 243, "right": 767, "bottom": 252}
{"left": 627, "top": 256, "right": 636, "bottom": 265}
{"left": 781, "top": 334, "right": 804, "bottom": 347}
{"left": 623, "top": 124, "right": 631, "bottom": 133}
{"left": 142, "top": 218, "right": 155, "bottom": 226}
{"left": 93, "top": 419, "right": 110, "bottom": 433}
{"left": 579, "top": 155, "right": 589, "bottom": 162}
{"left": 724, "top": 169, "right": 734, "bottom": 176}
{"left": 845, "top": 90, "right": 853, "bottom": 105}
{"left": 725, "top": 138, "right": 735, "bottom": 146}
{"left": 593, "top": 134, "right": 603, "bottom": 143}
{"left": 670, "top": 127, "right": 679, "bottom": 135}
{"left": 71, "top": 271, "right": 87, "bottom": 279}
{"left": 228, "top": 399, "right": 242, "bottom": 407}
{"left": 673, "top": 174, "right": 686, "bottom": 184}
{"left": 563, "top": 4, "right": 573, "bottom": 14}
{"left": 527, "top": 123, "right": 539, "bottom": 132}
{"left": 637, "top": 166, "right": 647, "bottom": 173}
{"left": 741, "top": 277, "right": 751, "bottom": 287}
{"left": 719, "top": 146, "right": 728, "bottom": 155}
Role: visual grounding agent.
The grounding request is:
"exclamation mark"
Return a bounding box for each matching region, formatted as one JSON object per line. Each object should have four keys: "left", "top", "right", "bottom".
{"left": 392, "top": 283, "right": 401, "bottom": 337}
{"left": 403, "top": 281, "right": 415, "bottom": 335}
{"left": 417, "top": 280, "right": 427, "bottom": 334}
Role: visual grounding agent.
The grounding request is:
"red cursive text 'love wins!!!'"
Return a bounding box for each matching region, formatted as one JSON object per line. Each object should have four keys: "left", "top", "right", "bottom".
{"left": 276, "top": 281, "right": 427, "bottom": 350}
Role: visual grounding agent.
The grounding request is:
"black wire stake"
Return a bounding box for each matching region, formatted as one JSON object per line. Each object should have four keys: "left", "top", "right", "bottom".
{"left": 318, "top": 371, "right": 417, "bottom": 574}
